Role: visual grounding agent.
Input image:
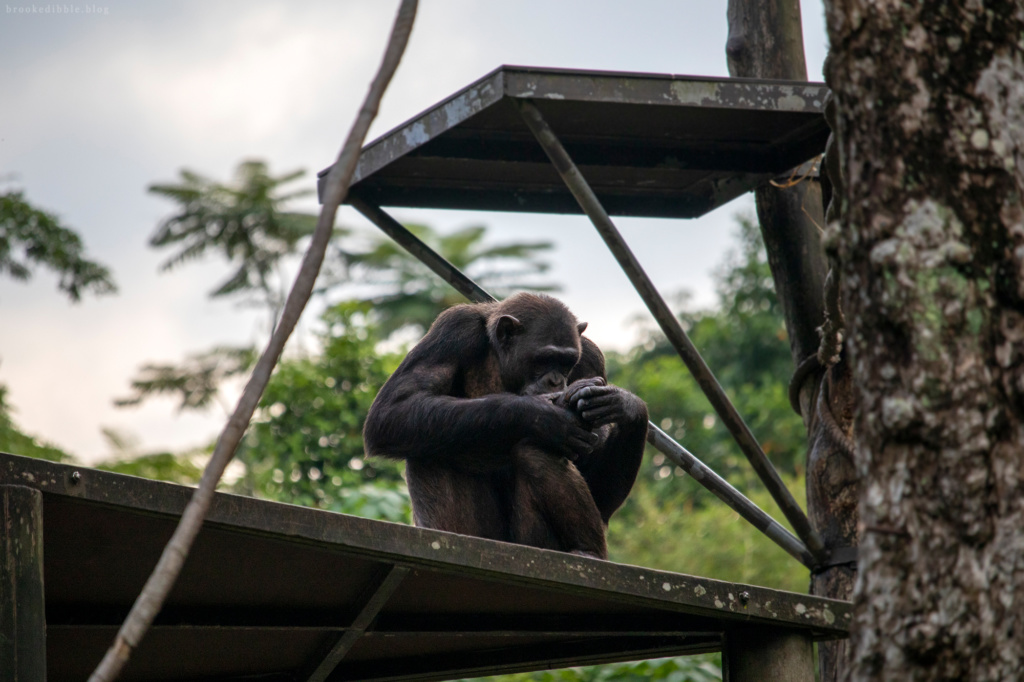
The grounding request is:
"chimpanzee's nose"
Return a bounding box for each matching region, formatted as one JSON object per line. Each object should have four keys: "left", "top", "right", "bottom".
{"left": 546, "top": 372, "right": 566, "bottom": 391}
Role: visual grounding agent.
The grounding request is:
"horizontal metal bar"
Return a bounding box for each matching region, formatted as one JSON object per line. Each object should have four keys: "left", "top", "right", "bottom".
{"left": 515, "top": 98, "right": 827, "bottom": 566}
{"left": 350, "top": 202, "right": 816, "bottom": 568}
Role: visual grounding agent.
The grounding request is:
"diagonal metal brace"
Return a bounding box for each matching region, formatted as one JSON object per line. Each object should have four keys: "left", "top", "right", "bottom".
{"left": 349, "top": 200, "right": 814, "bottom": 568}
{"left": 304, "top": 564, "right": 410, "bottom": 682}
{"left": 514, "top": 98, "right": 827, "bottom": 565}
{"left": 349, "top": 195, "right": 493, "bottom": 304}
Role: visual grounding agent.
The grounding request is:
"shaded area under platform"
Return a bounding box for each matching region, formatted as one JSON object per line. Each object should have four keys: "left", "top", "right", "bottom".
{"left": 318, "top": 65, "right": 829, "bottom": 219}
{"left": 1, "top": 453, "right": 848, "bottom": 681}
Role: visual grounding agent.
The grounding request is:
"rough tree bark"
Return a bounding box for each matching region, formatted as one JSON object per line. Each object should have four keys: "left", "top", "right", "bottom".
{"left": 726, "top": 3, "right": 858, "bottom": 680}
{"left": 823, "top": 1, "right": 1024, "bottom": 679}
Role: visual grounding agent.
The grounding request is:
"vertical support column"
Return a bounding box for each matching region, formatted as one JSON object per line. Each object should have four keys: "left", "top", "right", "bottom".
{"left": 1, "top": 485, "right": 46, "bottom": 682}
{"left": 723, "top": 629, "right": 813, "bottom": 682}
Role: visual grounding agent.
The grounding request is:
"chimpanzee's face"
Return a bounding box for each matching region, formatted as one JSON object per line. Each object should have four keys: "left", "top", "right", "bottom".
{"left": 498, "top": 314, "right": 587, "bottom": 396}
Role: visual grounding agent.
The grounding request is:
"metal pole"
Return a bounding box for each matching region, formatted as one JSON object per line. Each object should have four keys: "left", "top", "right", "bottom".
{"left": 515, "top": 98, "right": 827, "bottom": 565}
{"left": 649, "top": 426, "right": 812, "bottom": 568}
{"left": 350, "top": 199, "right": 813, "bottom": 567}
{"left": 349, "top": 195, "right": 494, "bottom": 304}
{"left": 304, "top": 565, "right": 409, "bottom": 682}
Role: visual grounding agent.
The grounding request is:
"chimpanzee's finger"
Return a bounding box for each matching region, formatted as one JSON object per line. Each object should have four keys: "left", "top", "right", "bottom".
{"left": 581, "top": 405, "right": 622, "bottom": 427}
{"left": 564, "top": 378, "right": 604, "bottom": 403}
{"left": 576, "top": 393, "right": 618, "bottom": 410}
{"left": 561, "top": 428, "right": 598, "bottom": 459}
{"left": 566, "top": 383, "right": 613, "bottom": 407}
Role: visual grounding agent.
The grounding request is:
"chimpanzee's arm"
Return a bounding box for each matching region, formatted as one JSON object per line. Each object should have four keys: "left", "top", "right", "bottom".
{"left": 363, "top": 305, "right": 597, "bottom": 471}
{"left": 565, "top": 337, "right": 649, "bottom": 523}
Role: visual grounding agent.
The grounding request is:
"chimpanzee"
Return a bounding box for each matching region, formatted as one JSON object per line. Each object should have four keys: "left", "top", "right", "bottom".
{"left": 363, "top": 292, "right": 648, "bottom": 558}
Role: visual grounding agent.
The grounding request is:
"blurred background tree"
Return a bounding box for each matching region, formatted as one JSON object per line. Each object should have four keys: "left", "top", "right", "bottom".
{"left": 0, "top": 182, "right": 116, "bottom": 463}
{"left": 0, "top": 186, "right": 117, "bottom": 302}
{"left": 339, "top": 223, "right": 558, "bottom": 339}
{"left": 147, "top": 160, "right": 321, "bottom": 330}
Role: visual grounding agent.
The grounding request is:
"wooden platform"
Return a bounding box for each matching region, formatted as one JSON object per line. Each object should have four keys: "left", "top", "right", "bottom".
{"left": 1, "top": 452, "right": 848, "bottom": 681}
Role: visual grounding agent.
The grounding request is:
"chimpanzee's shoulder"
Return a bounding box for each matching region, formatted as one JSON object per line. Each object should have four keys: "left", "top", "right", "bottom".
{"left": 409, "top": 302, "right": 493, "bottom": 363}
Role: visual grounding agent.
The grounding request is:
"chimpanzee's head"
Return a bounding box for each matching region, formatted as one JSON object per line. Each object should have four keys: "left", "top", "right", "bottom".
{"left": 487, "top": 293, "right": 588, "bottom": 396}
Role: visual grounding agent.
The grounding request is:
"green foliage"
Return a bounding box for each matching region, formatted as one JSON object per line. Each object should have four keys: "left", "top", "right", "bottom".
{"left": 95, "top": 452, "right": 205, "bottom": 485}
{"left": 240, "top": 301, "right": 410, "bottom": 521}
{"left": 607, "top": 217, "right": 804, "bottom": 487}
{"left": 0, "top": 189, "right": 117, "bottom": 301}
{"left": 696, "top": 216, "right": 792, "bottom": 390}
{"left": 91, "top": 428, "right": 205, "bottom": 486}
{"left": 341, "top": 223, "right": 558, "bottom": 338}
{"left": 608, "top": 473, "right": 809, "bottom": 593}
{"left": 465, "top": 655, "right": 722, "bottom": 682}
{"left": 0, "top": 382, "right": 73, "bottom": 461}
{"left": 115, "top": 345, "right": 257, "bottom": 411}
{"left": 147, "top": 160, "right": 321, "bottom": 319}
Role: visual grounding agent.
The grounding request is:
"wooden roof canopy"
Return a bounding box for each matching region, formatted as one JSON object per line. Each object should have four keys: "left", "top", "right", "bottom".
{"left": 319, "top": 65, "right": 829, "bottom": 218}
{"left": 3, "top": 67, "right": 839, "bottom": 682}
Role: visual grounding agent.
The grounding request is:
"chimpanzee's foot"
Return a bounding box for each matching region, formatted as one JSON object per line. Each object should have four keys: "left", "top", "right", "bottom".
{"left": 569, "top": 549, "right": 605, "bottom": 560}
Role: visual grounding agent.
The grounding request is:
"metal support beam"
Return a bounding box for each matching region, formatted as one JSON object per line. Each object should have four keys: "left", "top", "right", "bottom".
{"left": 304, "top": 564, "right": 409, "bottom": 682}
{"left": 649, "top": 426, "right": 813, "bottom": 568}
{"left": 515, "top": 98, "right": 827, "bottom": 566}
{"left": 350, "top": 195, "right": 494, "bottom": 304}
{"left": 350, "top": 200, "right": 814, "bottom": 566}
{"left": 723, "top": 628, "right": 814, "bottom": 682}
{"left": 1, "top": 485, "right": 46, "bottom": 682}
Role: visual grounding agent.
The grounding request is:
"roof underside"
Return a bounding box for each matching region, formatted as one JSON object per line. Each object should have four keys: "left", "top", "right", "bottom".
{"left": 318, "top": 66, "right": 829, "bottom": 218}
{"left": 2, "top": 453, "right": 849, "bottom": 681}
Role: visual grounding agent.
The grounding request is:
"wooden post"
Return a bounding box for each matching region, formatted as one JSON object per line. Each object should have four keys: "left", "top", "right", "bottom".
{"left": 723, "top": 628, "right": 814, "bottom": 682}
{"left": 1, "top": 485, "right": 46, "bottom": 681}
{"left": 725, "top": 4, "right": 857, "bottom": 680}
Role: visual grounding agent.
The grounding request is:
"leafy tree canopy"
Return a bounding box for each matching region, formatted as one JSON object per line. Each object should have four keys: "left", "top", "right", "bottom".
{"left": 147, "top": 160, "right": 322, "bottom": 324}
{"left": 240, "top": 301, "right": 409, "bottom": 521}
{"left": 115, "top": 345, "right": 257, "bottom": 412}
{"left": 341, "top": 223, "right": 558, "bottom": 339}
{"left": 0, "top": 189, "right": 116, "bottom": 302}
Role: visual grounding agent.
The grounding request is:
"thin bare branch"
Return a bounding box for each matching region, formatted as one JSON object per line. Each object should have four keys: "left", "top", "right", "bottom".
{"left": 86, "top": 2, "right": 418, "bottom": 679}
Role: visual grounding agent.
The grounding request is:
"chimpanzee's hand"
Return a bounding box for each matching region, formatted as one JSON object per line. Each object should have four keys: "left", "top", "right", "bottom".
{"left": 565, "top": 380, "right": 646, "bottom": 428}
{"left": 520, "top": 395, "right": 599, "bottom": 461}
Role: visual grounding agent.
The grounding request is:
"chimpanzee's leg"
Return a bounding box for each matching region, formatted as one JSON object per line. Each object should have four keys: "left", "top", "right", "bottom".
{"left": 512, "top": 446, "right": 607, "bottom": 559}
{"left": 406, "top": 460, "right": 512, "bottom": 541}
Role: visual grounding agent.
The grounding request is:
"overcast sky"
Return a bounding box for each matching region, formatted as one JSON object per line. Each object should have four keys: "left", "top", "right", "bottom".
{"left": 0, "top": 1, "right": 828, "bottom": 463}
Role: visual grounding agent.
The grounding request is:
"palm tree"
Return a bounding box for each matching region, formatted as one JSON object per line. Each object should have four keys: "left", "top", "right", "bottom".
{"left": 341, "top": 223, "right": 558, "bottom": 339}
{"left": 148, "top": 160, "right": 323, "bottom": 331}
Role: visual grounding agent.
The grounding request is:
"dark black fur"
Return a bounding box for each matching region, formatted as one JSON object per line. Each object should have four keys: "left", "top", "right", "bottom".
{"left": 363, "top": 293, "right": 648, "bottom": 558}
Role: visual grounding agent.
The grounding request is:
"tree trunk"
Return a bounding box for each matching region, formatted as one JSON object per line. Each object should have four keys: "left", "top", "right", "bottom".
{"left": 823, "top": 1, "right": 1024, "bottom": 678}
{"left": 726, "top": 4, "right": 858, "bottom": 679}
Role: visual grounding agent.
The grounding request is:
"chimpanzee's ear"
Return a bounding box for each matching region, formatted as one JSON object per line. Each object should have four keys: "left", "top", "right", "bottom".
{"left": 496, "top": 315, "right": 522, "bottom": 344}
{"left": 577, "top": 321, "right": 588, "bottom": 335}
